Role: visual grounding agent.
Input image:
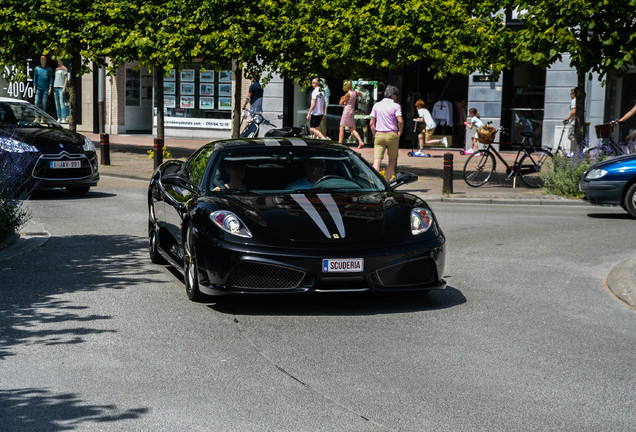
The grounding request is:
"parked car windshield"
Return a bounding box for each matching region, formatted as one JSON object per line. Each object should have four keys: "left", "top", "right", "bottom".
{"left": 0, "top": 101, "right": 60, "bottom": 128}
{"left": 207, "top": 146, "right": 387, "bottom": 194}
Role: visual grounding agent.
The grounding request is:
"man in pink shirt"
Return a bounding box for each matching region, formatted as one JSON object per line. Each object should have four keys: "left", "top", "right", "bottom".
{"left": 370, "top": 85, "right": 403, "bottom": 181}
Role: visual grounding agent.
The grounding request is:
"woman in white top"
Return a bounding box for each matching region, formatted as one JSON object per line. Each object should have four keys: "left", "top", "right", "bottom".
{"left": 53, "top": 60, "right": 68, "bottom": 123}
{"left": 413, "top": 99, "right": 447, "bottom": 155}
{"left": 464, "top": 107, "right": 484, "bottom": 154}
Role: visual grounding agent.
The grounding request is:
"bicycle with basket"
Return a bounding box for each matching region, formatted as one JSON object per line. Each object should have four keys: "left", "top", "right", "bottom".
{"left": 462, "top": 122, "right": 554, "bottom": 188}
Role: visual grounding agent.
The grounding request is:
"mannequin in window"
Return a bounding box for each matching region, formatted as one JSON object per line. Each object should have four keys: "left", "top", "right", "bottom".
{"left": 33, "top": 56, "right": 53, "bottom": 113}
{"left": 53, "top": 60, "right": 69, "bottom": 123}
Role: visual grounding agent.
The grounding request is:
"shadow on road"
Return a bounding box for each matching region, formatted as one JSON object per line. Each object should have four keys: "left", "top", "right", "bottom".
{"left": 0, "top": 388, "right": 148, "bottom": 431}
{"left": 29, "top": 189, "right": 116, "bottom": 200}
{"left": 209, "top": 286, "right": 466, "bottom": 316}
{"left": 586, "top": 211, "right": 632, "bottom": 220}
{"left": 1, "top": 234, "right": 161, "bottom": 428}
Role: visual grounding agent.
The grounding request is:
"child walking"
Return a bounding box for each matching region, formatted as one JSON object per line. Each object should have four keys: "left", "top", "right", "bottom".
{"left": 464, "top": 108, "right": 483, "bottom": 154}
{"left": 413, "top": 99, "right": 447, "bottom": 155}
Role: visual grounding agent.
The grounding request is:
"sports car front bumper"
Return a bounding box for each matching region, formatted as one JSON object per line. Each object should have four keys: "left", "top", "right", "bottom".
{"left": 194, "top": 232, "right": 446, "bottom": 295}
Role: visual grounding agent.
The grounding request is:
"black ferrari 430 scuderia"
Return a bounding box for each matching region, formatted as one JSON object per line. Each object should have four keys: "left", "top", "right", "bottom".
{"left": 148, "top": 138, "right": 446, "bottom": 301}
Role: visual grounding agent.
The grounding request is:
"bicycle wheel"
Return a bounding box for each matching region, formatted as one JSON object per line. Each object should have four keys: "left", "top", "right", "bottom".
{"left": 463, "top": 150, "right": 495, "bottom": 187}
{"left": 519, "top": 148, "right": 554, "bottom": 188}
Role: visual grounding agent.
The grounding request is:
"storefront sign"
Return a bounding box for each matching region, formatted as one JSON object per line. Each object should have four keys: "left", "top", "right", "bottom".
{"left": 472, "top": 75, "right": 496, "bottom": 82}
{"left": 1, "top": 64, "right": 34, "bottom": 98}
{"left": 154, "top": 116, "right": 232, "bottom": 129}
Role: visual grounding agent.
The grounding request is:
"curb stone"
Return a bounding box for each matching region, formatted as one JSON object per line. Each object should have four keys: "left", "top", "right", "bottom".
{"left": 605, "top": 257, "right": 636, "bottom": 309}
{"left": 0, "top": 220, "right": 50, "bottom": 261}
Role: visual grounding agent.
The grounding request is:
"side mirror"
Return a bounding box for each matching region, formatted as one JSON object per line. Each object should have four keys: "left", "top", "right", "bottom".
{"left": 162, "top": 173, "right": 199, "bottom": 193}
{"left": 389, "top": 171, "right": 418, "bottom": 189}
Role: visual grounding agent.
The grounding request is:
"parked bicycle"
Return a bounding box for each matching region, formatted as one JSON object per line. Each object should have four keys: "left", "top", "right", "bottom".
{"left": 554, "top": 121, "right": 633, "bottom": 158}
{"left": 585, "top": 122, "right": 632, "bottom": 157}
{"left": 463, "top": 123, "right": 554, "bottom": 188}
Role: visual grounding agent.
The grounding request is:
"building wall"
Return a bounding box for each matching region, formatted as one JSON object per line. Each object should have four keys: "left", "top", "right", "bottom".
{"left": 465, "top": 73, "right": 503, "bottom": 149}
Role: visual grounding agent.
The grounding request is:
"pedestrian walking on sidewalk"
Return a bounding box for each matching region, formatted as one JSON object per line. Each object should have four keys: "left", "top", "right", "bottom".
{"left": 370, "top": 85, "right": 403, "bottom": 181}
{"left": 414, "top": 99, "right": 447, "bottom": 155}
{"left": 464, "top": 107, "right": 483, "bottom": 154}
{"left": 242, "top": 76, "right": 264, "bottom": 115}
{"left": 306, "top": 78, "right": 326, "bottom": 139}
{"left": 339, "top": 80, "right": 365, "bottom": 148}
{"left": 564, "top": 88, "right": 577, "bottom": 145}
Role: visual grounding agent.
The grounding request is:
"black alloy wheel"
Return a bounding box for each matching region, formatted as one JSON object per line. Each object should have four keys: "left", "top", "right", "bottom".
{"left": 184, "top": 224, "right": 204, "bottom": 301}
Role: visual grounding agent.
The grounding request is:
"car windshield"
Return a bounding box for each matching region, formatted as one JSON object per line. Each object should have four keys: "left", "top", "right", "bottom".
{"left": 0, "top": 101, "right": 60, "bottom": 129}
{"left": 207, "top": 146, "right": 387, "bottom": 194}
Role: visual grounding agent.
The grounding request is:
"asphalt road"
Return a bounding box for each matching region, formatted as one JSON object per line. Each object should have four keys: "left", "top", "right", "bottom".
{"left": 1, "top": 176, "right": 634, "bottom": 431}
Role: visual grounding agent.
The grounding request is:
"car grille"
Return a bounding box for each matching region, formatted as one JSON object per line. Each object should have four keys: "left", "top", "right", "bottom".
{"left": 32, "top": 151, "right": 96, "bottom": 181}
{"left": 376, "top": 258, "right": 438, "bottom": 287}
{"left": 225, "top": 262, "right": 306, "bottom": 290}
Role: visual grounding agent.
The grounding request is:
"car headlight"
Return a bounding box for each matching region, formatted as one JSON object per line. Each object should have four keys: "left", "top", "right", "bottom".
{"left": 0, "top": 136, "right": 38, "bottom": 153}
{"left": 585, "top": 168, "right": 608, "bottom": 180}
{"left": 210, "top": 210, "right": 252, "bottom": 238}
{"left": 411, "top": 208, "right": 434, "bottom": 235}
{"left": 83, "top": 136, "right": 96, "bottom": 152}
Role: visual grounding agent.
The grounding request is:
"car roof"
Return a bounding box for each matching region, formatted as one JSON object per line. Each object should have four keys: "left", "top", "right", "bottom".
{"left": 0, "top": 97, "right": 29, "bottom": 104}
{"left": 208, "top": 138, "right": 350, "bottom": 152}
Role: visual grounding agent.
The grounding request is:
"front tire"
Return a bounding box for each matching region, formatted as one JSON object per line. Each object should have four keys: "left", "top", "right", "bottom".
{"left": 463, "top": 150, "right": 495, "bottom": 187}
{"left": 184, "top": 224, "right": 205, "bottom": 302}
{"left": 148, "top": 203, "right": 166, "bottom": 264}
{"left": 623, "top": 183, "right": 636, "bottom": 219}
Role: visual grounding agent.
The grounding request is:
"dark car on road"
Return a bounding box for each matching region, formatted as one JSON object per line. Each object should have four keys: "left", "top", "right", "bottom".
{"left": 0, "top": 97, "right": 99, "bottom": 195}
{"left": 148, "top": 138, "right": 446, "bottom": 300}
{"left": 579, "top": 153, "right": 636, "bottom": 218}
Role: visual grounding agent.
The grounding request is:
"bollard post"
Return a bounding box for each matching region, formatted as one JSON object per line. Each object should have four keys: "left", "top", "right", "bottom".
{"left": 153, "top": 138, "right": 164, "bottom": 170}
{"left": 99, "top": 133, "right": 110, "bottom": 165}
{"left": 443, "top": 152, "right": 453, "bottom": 195}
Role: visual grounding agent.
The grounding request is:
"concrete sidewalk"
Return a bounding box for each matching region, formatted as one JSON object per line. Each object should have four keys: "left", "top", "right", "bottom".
{"left": 84, "top": 132, "right": 581, "bottom": 205}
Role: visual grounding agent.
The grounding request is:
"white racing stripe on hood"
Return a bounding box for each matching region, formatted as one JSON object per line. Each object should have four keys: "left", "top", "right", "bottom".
{"left": 318, "top": 193, "right": 345, "bottom": 238}
{"left": 291, "top": 194, "right": 331, "bottom": 239}
{"left": 261, "top": 138, "right": 281, "bottom": 146}
{"left": 287, "top": 138, "right": 307, "bottom": 146}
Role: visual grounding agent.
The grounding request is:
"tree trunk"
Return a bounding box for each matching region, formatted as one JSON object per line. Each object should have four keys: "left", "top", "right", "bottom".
{"left": 154, "top": 66, "right": 165, "bottom": 169}
{"left": 231, "top": 60, "right": 243, "bottom": 138}
{"left": 68, "top": 56, "right": 82, "bottom": 132}
{"left": 575, "top": 70, "right": 587, "bottom": 150}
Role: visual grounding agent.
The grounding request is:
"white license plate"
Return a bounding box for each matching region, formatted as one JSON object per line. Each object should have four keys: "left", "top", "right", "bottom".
{"left": 50, "top": 160, "right": 81, "bottom": 169}
{"left": 322, "top": 258, "right": 364, "bottom": 273}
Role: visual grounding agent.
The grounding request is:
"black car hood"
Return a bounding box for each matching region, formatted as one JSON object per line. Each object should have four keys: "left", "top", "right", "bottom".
{"left": 1, "top": 126, "right": 86, "bottom": 153}
{"left": 201, "top": 192, "right": 423, "bottom": 244}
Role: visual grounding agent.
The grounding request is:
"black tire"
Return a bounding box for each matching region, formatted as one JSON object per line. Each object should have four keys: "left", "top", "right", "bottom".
{"left": 66, "top": 186, "right": 90, "bottom": 195}
{"left": 184, "top": 224, "right": 205, "bottom": 302}
{"left": 148, "top": 203, "right": 166, "bottom": 264}
{"left": 519, "top": 148, "right": 554, "bottom": 188}
{"left": 463, "top": 150, "right": 495, "bottom": 187}
{"left": 622, "top": 183, "right": 636, "bottom": 219}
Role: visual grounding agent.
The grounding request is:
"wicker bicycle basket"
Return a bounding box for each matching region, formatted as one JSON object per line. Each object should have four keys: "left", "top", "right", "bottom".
{"left": 477, "top": 125, "right": 497, "bottom": 144}
{"left": 594, "top": 123, "right": 613, "bottom": 139}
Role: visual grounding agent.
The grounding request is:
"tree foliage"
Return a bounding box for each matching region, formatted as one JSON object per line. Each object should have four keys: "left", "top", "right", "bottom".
{"left": 258, "top": 0, "right": 513, "bottom": 86}
{"left": 507, "top": 0, "right": 636, "bottom": 144}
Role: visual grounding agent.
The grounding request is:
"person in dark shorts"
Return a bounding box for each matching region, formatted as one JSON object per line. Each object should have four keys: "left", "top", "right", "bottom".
{"left": 306, "top": 77, "right": 326, "bottom": 139}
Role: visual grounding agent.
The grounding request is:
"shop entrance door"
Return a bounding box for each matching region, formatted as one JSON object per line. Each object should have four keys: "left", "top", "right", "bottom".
{"left": 125, "top": 67, "right": 153, "bottom": 133}
{"left": 501, "top": 64, "right": 546, "bottom": 148}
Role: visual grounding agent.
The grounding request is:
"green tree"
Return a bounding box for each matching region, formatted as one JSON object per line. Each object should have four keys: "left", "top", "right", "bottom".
{"left": 508, "top": 0, "right": 636, "bottom": 146}
{"left": 257, "top": 0, "right": 513, "bottom": 86}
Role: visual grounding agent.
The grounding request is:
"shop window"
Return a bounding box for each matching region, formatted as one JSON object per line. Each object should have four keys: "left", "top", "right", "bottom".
{"left": 157, "top": 64, "right": 232, "bottom": 129}
{"left": 126, "top": 68, "right": 140, "bottom": 106}
{"left": 501, "top": 64, "right": 546, "bottom": 147}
